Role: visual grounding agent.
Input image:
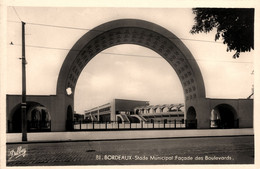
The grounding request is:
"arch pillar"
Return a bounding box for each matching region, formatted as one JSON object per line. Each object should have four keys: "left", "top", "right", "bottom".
{"left": 186, "top": 98, "right": 211, "bottom": 129}
{"left": 50, "top": 94, "right": 74, "bottom": 131}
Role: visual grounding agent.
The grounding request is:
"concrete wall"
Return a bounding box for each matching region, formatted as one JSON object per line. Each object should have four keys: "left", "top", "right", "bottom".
{"left": 6, "top": 95, "right": 56, "bottom": 132}
{"left": 238, "top": 99, "right": 253, "bottom": 128}
{"left": 6, "top": 95, "right": 55, "bottom": 120}
{"left": 185, "top": 98, "right": 253, "bottom": 129}
{"left": 6, "top": 94, "right": 74, "bottom": 132}
{"left": 209, "top": 99, "right": 253, "bottom": 128}
{"left": 114, "top": 99, "right": 149, "bottom": 112}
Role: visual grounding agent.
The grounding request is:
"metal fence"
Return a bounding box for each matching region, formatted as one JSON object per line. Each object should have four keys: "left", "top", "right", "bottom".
{"left": 72, "top": 120, "right": 197, "bottom": 131}
{"left": 27, "top": 120, "right": 51, "bottom": 132}
{"left": 210, "top": 119, "right": 239, "bottom": 129}
{"left": 7, "top": 120, "right": 51, "bottom": 133}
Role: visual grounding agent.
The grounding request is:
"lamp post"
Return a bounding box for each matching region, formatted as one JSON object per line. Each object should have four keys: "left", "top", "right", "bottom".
{"left": 21, "top": 21, "right": 27, "bottom": 141}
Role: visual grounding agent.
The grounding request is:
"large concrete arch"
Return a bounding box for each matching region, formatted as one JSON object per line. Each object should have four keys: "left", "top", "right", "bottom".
{"left": 57, "top": 19, "right": 205, "bottom": 99}
{"left": 55, "top": 19, "right": 206, "bottom": 130}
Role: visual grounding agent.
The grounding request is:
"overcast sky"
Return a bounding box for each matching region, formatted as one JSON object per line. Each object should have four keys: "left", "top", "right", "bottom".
{"left": 7, "top": 7, "right": 254, "bottom": 114}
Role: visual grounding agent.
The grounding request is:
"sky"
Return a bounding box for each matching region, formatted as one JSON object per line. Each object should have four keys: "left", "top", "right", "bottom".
{"left": 6, "top": 7, "right": 254, "bottom": 114}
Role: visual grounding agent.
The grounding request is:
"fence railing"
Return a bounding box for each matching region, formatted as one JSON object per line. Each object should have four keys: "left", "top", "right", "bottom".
{"left": 210, "top": 119, "right": 239, "bottom": 129}
{"left": 72, "top": 120, "right": 198, "bottom": 131}
{"left": 7, "top": 120, "right": 51, "bottom": 133}
{"left": 27, "top": 120, "right": 51, "bottom": 132}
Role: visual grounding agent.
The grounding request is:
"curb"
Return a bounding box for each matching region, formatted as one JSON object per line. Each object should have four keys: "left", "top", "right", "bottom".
{"left": 6, "top": 134, "right": 254, "bottom": 145}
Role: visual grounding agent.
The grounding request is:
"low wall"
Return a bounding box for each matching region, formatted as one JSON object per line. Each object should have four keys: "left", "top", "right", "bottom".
{"left": 6, "top": 128, "right": 253, "bottom": 143}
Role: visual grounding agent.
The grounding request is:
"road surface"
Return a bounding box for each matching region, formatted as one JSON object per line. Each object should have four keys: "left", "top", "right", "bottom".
{"left": 6, "top": 135, "right": 254, "bottom": 166}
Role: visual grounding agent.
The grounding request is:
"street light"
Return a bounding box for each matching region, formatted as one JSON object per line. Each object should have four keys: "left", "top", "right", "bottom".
{"left": 21, "top": 21, "right": 27, "bottom": 141}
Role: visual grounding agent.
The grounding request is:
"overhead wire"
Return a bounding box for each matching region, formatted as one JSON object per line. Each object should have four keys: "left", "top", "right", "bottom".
{"left": 26, "top": 22, "right": 93, "bottom": 31}
{"left": 12, "top": 7, "right": 22, "bottom": 22}
{"left": 7, "top": 20, "right": 223, "bottom": 43}
{"left": 7, "top": 19, "right": 252, "bottom": 64}
{"left": 10, "top": 43, "right": 253, "bottom": 64}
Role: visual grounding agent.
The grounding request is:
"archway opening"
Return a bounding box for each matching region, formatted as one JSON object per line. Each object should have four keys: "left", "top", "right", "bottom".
{"left": 10, "top": 102, "right": 51, "bottom": 133}
{"left": 74, "top": 45, "right": 185, "bottom": 122}
{"left": 210, "top": 104, "right": 238, "bottom": 129}
{"left": 66, "top": 105, "right": 74, "bottom": 131}
{"left": 186, "top": 106, "right": 197, "bottom": 128}
{"left": 187, "top": 106, "right": 196, "bottom": 120}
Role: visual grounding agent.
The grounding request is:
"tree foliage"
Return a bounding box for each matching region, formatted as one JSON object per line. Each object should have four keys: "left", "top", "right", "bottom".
{"left": 191, "top": 8, "right": 254, "bottom": 58}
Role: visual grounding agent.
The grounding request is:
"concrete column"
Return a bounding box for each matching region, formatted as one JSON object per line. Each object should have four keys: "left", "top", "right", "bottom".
{"left": 110, "top": 99, "right": 116, "bottom": 121}
{"left": 51, "top": 94, "right": 66, "bottom": 131}
{"left": 196, "top": 98, "right": 211, "bottom": 129}
{"left": 97, "top": 107, "right": 100, "bottom": 121}
{"left": 186, "top": 98, "right": 211, "bottom": 129}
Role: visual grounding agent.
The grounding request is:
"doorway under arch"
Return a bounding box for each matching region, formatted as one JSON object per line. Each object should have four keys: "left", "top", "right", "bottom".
{"left": 210, "top": 104, "right": 238, "bottom": 129}
{"left": 10, "top": 102, "right": 51, "bottom": 133}
{"left": 186, "top": 106, "right": 197, "bottom": 129}
{"left": 66, "top": 105, "right": 74, "bottom": 131}
{"left": 187, "top": 106, "right": 196, "bottom": 120}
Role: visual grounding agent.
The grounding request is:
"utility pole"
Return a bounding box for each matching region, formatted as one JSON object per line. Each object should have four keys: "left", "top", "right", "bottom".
{"left": 21, "top": 21, "right": 27, "bottom": 141}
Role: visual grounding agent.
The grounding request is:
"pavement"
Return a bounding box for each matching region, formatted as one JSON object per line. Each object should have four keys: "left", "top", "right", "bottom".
{"left": 6, "top": 135, "right": 254, "bottom": 166}
{"left": 6, "top": 128, "right": 254, "bottom": 143}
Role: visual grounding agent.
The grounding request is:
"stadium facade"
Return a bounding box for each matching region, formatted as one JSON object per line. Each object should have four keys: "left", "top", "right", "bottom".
{"left": 84, "top": 98, "right": 185, "bottom": 124}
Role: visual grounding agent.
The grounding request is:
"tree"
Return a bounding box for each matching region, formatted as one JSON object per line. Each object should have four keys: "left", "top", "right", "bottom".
{"left": 190, "top": 8, "right": 254, "bottom": 58}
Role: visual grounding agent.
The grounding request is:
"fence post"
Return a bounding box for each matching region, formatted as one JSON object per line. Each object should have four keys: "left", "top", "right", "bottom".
{"left": 130, "top": 122, "right": 131, "bottom": 129}
{"left": 93, "top": 121, "right": 94, "bottom": 129}
{"left": 141, "top": 121, "right": 143, "bottom": 129}
{"left": 39, "top": 120, "right": 41, "bottom": 130}
{"left": 174, "top": 119, "right": 176, "bottom": 128}
{"left": 105, "top": 121, "right": 107, "bottom": 130}
{"left": 118, "top": 122, "right": 120, "bottom": 129}
{"left": 8, "top": 120, "right": 10, "bottom": 132}
{"left": 80, "top": 120, "right": 82, "bottom": 130}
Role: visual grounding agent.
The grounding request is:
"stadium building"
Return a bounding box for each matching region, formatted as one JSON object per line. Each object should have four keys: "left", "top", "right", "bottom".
{"left": 84, "top": 98, "right": 185, "bottom": 123}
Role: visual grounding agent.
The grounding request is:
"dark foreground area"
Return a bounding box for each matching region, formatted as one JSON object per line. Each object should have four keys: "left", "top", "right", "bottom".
{"left": 6, "top": 135, "right": 254, "bottom": 166}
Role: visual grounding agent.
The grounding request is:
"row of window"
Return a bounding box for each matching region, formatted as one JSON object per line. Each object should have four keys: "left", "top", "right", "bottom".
{"left": 138, "top": 108, "right": 183, "bottom": 114}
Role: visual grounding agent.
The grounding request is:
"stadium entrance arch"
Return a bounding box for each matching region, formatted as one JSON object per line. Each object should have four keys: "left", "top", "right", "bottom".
{"left": 56, "top": 19, "right": 206, "bottom": 131}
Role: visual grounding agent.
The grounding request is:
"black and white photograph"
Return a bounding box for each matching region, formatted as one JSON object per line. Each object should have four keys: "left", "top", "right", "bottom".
{"left": 0, "top": 0, "right": 259, "bottom": 168}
